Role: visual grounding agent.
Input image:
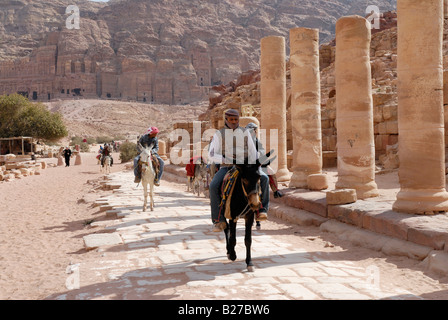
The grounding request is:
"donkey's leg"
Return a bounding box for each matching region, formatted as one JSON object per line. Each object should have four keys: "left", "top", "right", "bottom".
{"left": 224, "top": 221, "right": 230, "bottom": 258}
{"left": 149, "top": 181, "right": 154, "bottom": 211}
{"left": 245, "top": 213, "right": 255, "bottom": 272}
{"left": 227, "top": 220, "right": 237, "bottom": 261}
{"left": 143, "top": 181, "right": 148, "bottom": 212}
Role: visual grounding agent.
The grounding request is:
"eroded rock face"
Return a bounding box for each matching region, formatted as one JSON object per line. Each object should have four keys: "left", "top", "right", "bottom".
{"left": 0, "top": 0, "right": 396, "bottom": 105}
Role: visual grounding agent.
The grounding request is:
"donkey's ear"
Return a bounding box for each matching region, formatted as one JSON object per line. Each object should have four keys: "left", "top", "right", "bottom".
{"left": 258, "top": 149, "right": 275, "bottom": 165}
{"left": 261, "top": 155, "right": 277, "bottom": 167}
{"left": 265, "top": 149, "right": 275, "bottom": 158}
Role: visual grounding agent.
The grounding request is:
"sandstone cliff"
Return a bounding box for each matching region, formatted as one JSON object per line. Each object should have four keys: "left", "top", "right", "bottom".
{"left": 0, "top": 0, "right": 396, "bottom": 105}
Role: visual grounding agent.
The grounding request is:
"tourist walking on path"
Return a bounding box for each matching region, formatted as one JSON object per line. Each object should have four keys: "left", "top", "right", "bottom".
{"left": 63, "top": 146, "right": 72, "bottom": 167}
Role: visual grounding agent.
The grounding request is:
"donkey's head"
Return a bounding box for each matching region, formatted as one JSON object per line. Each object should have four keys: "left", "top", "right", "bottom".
{"left": 139, "top": 142, "right": 155, "bottom": 172}
{"left": 236, "top": 150, "right": 276, "bottom": 212}
{"left": 237, "top": 163, "right": 262, "bottom": 212}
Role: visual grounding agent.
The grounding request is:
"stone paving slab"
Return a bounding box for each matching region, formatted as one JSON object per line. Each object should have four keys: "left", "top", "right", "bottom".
{"left": 83, "top": 233, "right": 123, "bottom": 251}
{"left": 41, "top": 169, "right": 447, "bottom": 300}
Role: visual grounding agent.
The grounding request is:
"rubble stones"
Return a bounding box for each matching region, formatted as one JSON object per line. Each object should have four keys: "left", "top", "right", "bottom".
{"left": 0, "top": 159, "right": 48, "bottom": 183}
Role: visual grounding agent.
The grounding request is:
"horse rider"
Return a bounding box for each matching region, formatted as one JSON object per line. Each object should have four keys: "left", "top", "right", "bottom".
{"left": 208, "top": 108, "right": 270, "bottom": 232}
{"left": 101, "top": 143, "right": 114, "bottom": 167}
{"left": 245, "top": 122, "right": 283, "bottom": 198}
{"left": 133, "top": 126, "right": 164, "bottom": 186}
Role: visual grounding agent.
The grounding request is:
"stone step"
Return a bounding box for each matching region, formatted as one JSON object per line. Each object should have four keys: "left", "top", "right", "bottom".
{"left": 271, "top": 188, "right": 448, "bottom": 254}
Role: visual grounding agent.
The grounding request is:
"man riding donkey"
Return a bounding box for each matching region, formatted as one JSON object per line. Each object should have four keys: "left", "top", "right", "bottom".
{"left": 101, "top": 143, "right": 114, "bottom": 167}
{"left": 133, "top": 126, "right": 164, "bottom": 186}
{"left": 208, "top": 109, "right": 270, "bottom": 232}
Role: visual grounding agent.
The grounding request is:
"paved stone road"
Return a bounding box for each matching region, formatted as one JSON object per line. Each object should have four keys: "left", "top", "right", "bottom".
{"left": 49, "top": 170, "right": 448, "bottom": 300}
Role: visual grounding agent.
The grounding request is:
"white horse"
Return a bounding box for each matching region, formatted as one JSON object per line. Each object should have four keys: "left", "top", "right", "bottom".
{"left": 101, "top": 155, "right": 111, "bottom": 174}
{"left": 139, "top": 143, "right": 156, "bottom": 212}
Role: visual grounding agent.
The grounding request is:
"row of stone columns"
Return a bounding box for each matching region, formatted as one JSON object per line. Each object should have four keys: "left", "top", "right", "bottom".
{"left": 259, "top": 0, "right": 448, "bottom": 214}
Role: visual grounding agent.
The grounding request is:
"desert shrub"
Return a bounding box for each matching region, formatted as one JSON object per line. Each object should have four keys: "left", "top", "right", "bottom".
{"left": 119, "top": 141, "right": 138, "bottom": 163}
{"left": 79, "top": 142, "right": 90, "bottom": 152}
{"left": 69, "top": 136, "right": 90, "bottom": 152}
{"left": 86, "top": 137, "right": 96, "bottom": 144}
{"left": 113, "top": 134, "right": 126, "bottom": 141}
{"left": 70, "top": 136, "right": 83, "bottom": 145}
{"left": 96, "top": 136, "right": 114, "bottom": 144}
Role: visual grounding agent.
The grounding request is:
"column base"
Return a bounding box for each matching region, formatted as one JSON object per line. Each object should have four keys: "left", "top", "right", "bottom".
{"left": 75, "top": 155, "right": 82, "bottom": 165}
{"left": 392, "top": 188, "right": 448, "bottom": 215}
{"left": 289, "top": 171, "right": 307, "bottom": 188}
{"left": 335, "top": 180, "right": 379, "bottom": 200}
{"left": 276, "top": 168, "right": 292, "bottom": 183}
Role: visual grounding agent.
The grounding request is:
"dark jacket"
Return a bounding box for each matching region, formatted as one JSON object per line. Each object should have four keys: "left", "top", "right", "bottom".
{"left": 63, "top": 149, "right": 72, "bottom": 158}
{"left": 138, "top": 135, "right": 159, "bottom": 155}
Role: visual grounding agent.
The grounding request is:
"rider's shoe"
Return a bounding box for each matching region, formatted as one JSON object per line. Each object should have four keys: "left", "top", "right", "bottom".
{"left": 274, "top": 190, "right": 283, "bottom": 198}
{"left": 256, "top": 210, "right": 268, "bottom": 221}
{"left": 154, "top": 180, "right": 160, "bottom": 186}
{"left": 212, "top": 221, "right": 226, "bottom": 232}
{"left": 134, "top": 176, "right": 141, "bottom": 183}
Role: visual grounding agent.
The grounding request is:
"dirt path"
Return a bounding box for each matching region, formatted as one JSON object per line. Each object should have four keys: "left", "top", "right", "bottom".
{"left": 0, "top": 152, "right": 125, "bottom": 300}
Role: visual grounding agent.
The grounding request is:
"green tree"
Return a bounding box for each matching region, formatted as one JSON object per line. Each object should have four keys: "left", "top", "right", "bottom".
{"left": 0, "top": 94, "right": 68, "bottom": 141}
{"left": 0, "top": 94, "right": 30, "bottom": 135}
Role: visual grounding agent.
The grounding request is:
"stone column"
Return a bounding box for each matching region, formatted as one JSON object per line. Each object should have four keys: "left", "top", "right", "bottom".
{"left": 289, "top": 27, "right": 323, "bottom": 188}
{"left": 444, "top": 0, "right": 448, "bottom": 19}
{"left": 57, "top": 147, "right": 64, "bottom": 166}
{"left": 158, "top": 140, "right": 168, "bottom": 161}
{"left": 393, "top": 0, "right": 448, "bottom": 214}
{"left": 260, "top": 36, "right": 290, "bottom": 182}
{"left": 335, "top": 16, "right": 379, "bottom": 199}
{"left": 75, "top": 152, "right": 82, "bottom": 165}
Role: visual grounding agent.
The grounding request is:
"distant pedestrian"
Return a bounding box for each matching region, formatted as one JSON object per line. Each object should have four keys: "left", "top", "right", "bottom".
{"left": 63, "top": 146, "right": 72, "bottom": 167}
